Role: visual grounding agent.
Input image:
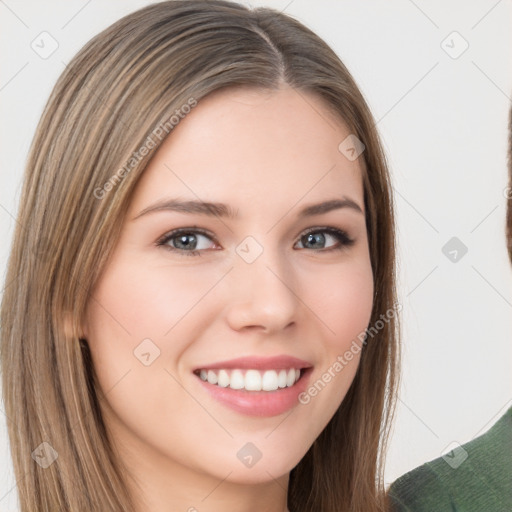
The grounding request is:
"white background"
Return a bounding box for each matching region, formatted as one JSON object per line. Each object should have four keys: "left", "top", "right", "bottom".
{"left": 1, "top": 1, "right": 511, "bottom": 509}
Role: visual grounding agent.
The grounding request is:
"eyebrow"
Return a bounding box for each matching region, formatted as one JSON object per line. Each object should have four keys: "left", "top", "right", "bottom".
{"left": 132, "top": 197, "right": 364, "bottom": 221}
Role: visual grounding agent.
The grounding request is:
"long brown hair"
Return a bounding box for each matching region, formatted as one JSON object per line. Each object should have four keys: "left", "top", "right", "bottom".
{"left": 0, "top": 2, "right": 399, "bottom": 510}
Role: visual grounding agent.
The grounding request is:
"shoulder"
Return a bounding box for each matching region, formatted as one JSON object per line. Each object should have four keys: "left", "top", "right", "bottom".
{"left": 388, "top": 407, "right": 512, "bottom": 512}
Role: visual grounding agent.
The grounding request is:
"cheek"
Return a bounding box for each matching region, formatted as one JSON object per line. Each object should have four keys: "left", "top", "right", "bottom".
{"left": 82, "top": 261, "right": 205, "bottom": 443}
{"left": 305, "top": 257, "right": 374, "bottom": 352}
{"left": 86, "top": 259, "right": 220, "bottom": 343}
{"left": 83, "top": 258, "right": 228, "bottom": 402}
{"left": 291, "top": 260, "right": 373, "bottom": 437}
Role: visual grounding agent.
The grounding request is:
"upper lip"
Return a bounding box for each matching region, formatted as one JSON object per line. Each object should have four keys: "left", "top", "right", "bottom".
{"left": 194, "top": 355, "right": 313, "bottom": 372}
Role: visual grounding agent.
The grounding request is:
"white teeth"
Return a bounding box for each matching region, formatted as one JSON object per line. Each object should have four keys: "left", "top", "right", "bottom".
{"left": 197, "top": 368, "right": 302, "bottom": 391}
{"left": 261, "top": 370, "right": 278, "bottom": 391}
{"left": 244, "top": 370, "right": 262, "bottom": 391}
{"left": 230, "top": 370, "right": 244, "bottom": 390}
{"left": 217, "top": 369, "right": 230, "bottom": 387}
{"left": 277, "top": 369, "right": 287, "bottom": 388}
{"left": 207, "top": 370, "right": 218, "bottom": 385}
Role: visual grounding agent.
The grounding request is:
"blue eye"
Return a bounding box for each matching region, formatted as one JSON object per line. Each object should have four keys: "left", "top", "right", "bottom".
{"left": 296, "top": 227, "right": 354, "bottom": 251}
{"left": 156, "top": 228, "right": 216, "bottom": 256}
{"left": 156, "top": 227, "right": 354, "bottom": 257}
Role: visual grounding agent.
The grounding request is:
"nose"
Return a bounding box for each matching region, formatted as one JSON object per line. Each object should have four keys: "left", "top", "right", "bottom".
{"left": 224, "top": 248, "right": 299, "bottom": 334}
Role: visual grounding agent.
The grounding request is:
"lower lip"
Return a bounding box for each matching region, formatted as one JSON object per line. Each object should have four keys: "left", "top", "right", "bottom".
{"left": 194, "top": 368, "right": 313, "bottom": 417}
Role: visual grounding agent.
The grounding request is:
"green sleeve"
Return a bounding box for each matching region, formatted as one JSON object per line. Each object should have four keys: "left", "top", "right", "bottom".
{"left": 388, "top": 407, "right": 512, "bottom": 512}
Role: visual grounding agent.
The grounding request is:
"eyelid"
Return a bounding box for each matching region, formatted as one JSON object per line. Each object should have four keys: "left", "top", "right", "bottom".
{"left": 296, "top": 226, "right": 354, "bottom": 249}
{"left": 156, "top": 226, "right": 217, "bottom": 244}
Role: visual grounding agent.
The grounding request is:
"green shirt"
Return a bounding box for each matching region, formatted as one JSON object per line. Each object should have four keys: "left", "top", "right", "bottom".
{"left": 388, "top": 407, "right": 512, "bottom": 512}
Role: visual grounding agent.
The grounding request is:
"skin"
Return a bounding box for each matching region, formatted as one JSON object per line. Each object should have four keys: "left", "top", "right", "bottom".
{"left": 83, "top": 85, "right": 374, "bottom": 512}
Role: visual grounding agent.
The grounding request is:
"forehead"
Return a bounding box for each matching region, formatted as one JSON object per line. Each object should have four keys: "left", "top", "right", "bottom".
{"left": 129, "top": 86, "right": 365, "bottom": 217}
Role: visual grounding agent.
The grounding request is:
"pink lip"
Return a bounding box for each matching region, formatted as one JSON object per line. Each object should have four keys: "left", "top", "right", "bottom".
{"left": 193, "top": 355, "right": 313, "bottom": 372}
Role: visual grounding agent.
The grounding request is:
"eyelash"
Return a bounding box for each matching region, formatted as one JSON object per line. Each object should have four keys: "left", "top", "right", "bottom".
{"left": 155, "top": 226, "right": 355, "bottom": 257}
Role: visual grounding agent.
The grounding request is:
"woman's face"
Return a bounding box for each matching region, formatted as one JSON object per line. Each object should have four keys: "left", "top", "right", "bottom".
{"left": 83, "top": 86, "right": 373, "bottom": 491}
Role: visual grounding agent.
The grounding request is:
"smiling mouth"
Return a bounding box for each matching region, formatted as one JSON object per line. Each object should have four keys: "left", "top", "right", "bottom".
{"left": 193, "top": 367, "right": 309, "bottom": 392}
